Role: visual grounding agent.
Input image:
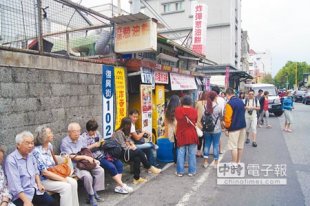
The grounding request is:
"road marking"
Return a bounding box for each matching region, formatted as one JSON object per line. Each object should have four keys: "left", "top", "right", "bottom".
{"left": 175, "top": 153, "right": 225, "bottom": 206}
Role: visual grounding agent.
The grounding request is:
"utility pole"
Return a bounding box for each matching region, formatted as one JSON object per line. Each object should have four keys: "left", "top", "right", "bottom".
{"left": 295, "top": 63, "right": 298, "bottom": 89}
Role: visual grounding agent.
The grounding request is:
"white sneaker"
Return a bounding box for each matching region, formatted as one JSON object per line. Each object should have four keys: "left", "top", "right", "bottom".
{"left": 122, "top": 184, "right": 133, "bottom": 193}
{"left": 114, "top": 186, "right": 129, "bottom": 194}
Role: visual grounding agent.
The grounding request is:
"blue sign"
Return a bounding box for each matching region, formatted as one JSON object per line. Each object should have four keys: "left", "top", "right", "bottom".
{"left": 102, "top": 65, "right": 115, "bottom": 139}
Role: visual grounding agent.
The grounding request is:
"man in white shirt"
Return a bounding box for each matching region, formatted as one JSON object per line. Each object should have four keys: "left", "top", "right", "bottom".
{"left": 244, "top": 90, "right": 261, "bottom": 147}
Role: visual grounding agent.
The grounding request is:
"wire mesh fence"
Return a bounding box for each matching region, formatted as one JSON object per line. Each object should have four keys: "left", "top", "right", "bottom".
{"left": 0, "top": 0, "right": 114, "bottom": 58}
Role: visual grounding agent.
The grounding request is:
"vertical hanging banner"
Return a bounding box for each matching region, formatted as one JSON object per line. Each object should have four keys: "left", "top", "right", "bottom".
{"left": 102, "top": 65, "right": 115, "bottom": 139}
{"left": 225, "top": 66, "right": 230, "bottom": 89}
{"left": 205, "top": 76, "right": 211, "bottom": 91}
{"left": 192, "top": 1, "right": 208, "bottom": 56}
{"left": 140, "top": 84, "right": 152, "bottom": 135}
{"left": 155, "top": 85, "right": 165, "bottom": 139}
{"left": 114, "top": 67, "right": 127, "bottom": 129}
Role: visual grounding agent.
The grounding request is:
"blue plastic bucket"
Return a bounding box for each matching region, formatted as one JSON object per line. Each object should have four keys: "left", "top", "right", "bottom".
{"left": 157, "top": 138, "right": 174, "bottom": 163}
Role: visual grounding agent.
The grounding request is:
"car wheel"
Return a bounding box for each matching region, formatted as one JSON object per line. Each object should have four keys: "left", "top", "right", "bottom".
{"left": 274, "top": 112, "right": 283, "bottom": 117}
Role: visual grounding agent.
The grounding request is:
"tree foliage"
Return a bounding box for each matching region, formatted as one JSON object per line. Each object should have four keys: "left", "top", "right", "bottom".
{"left": 274, "top": 61, "right": 310, "bottom": 89}
{"left": 261, "top": 73, "right": 274, "bottom": 84}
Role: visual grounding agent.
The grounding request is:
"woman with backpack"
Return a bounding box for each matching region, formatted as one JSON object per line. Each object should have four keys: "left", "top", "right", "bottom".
{"left": 202, "top": 91, "right": 223, "bottom": 168}
{"left": 195, "top": 92, "right": 208, "bottom": 157}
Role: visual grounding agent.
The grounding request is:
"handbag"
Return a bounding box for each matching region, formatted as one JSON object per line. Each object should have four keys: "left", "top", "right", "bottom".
{"left": 185, "top": 116, "right": 203, "bottom": 137}
{"left": 47, "top": 162, "right": 71, "bottom": 178}
{"left": 101, "top": 138, "right": 123, "bottom": 159}
{"left": 73, "top": 148, "right": 97, "bottom": 171}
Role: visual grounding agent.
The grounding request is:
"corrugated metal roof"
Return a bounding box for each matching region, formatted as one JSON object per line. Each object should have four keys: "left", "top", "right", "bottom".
{"left": 110, "top": 12, "right": 153, "bottom": 24}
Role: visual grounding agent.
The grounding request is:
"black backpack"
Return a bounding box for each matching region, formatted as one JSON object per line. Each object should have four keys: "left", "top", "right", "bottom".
{"left": 101, "top": 138, "right": 123, "bottom": 159}
{"left": 201, "top": 104, "right": 219, "bottom": 132}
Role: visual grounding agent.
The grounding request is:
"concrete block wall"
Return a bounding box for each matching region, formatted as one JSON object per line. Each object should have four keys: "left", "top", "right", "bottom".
{"left": 0, "top": 50, "right": 103, "bottom": 153}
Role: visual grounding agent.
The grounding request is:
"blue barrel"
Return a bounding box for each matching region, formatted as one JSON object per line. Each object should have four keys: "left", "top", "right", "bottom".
{"left": 157, "top": 138, "right": 174, "bottom": 163}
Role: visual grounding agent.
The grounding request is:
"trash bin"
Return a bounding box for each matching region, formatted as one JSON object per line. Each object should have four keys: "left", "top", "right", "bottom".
{"left": 157, "top": 138, "right": 174, "bottom": 163}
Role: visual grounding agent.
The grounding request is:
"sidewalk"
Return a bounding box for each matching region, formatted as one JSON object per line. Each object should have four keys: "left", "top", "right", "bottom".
{"left": 77, "top": 162, "right": 173, "bottom": 206}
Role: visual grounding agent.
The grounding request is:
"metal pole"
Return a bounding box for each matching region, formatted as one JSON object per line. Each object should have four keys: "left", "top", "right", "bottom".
{"left": 37, "top": 0, "right": 43, "bottom": 54}
{"left": 117, "top": 0, "right": 121, "bottom": 16}
{"left": 295, "top": 63, "right": 298, "bottom": 88}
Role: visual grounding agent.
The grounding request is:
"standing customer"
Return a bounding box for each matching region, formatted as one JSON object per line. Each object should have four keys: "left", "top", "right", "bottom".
{"left": 195, "top": 92, "right": 208, "bottom": 157}
{"left": 259, "top": 91, "right": 272, "bottom": 128}
{"left": 212, "top": 86, "right": 226, "bottom": 154}
{"left": 5, "top": 131, "right": 57, "bottom": 206}
{"left": 32, "top": 126, "right": 79, "bottom": 206}
{"left": 175, "top": 95, "right": 199, "bottom": 176}
{"left": 244, "top": 90, "right": 260, "bottom": 147}
{"left": 223, "top": 88, "right": 247, "bottom": 164}
{"left": 282, "top": 91, "right": 294, "bottom": 132}
{"left": 203, "top": 91, "right": 223, "bottom": 168}
{"left": 164, "top": 95, "right": 181, "bottom": 163}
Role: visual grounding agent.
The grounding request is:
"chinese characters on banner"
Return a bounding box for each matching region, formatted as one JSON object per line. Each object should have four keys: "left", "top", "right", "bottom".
{"left": 154, "top": 71, "right": 169, "bottom": 84}
{"left": 225, "top": 66, "right": 230, "bottom": 89}
{"left": 114, "top": 67, "right": 127, "bottom": 129}
{"left": 102, "top": 65, "right": 115, "bottom": 139}
{"left": 170, "top": 73, "right": 198, "bottom": 90}
{"left": 192, "top": 2, "right": 208, "bottom": 56}
{"left": 141, "top": 68, "right": 153, "bottom": 84}
{"left": 154, "top": 85, "right": 165, "bottom": 139}
{"left": 115, "top": 19, "right": 157, "bottom": 53}
{"left": 140, "top": 84, "right": 152, "bottom": 134}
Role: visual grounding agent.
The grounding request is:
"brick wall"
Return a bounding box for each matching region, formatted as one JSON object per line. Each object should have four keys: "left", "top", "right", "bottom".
{"left": 0, "top": 50, "right": 103, "bottom": 153}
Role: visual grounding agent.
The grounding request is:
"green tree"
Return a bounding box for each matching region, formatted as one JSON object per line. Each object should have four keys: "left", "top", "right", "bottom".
{"left": 261, "top": 73, "right": 274, "bottom": 84}
{"left": 274, "top": 61, "right": 310, "bottom": 89}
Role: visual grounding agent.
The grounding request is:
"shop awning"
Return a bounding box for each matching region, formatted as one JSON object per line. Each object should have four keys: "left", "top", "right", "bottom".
{"left": 170, "top": 73, "right": 197, "bottom": 90}
{"left": 196, "top": 65, "right": 253, "bottom": 80}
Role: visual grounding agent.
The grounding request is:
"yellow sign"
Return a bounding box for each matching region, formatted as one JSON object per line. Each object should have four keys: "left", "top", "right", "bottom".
{"left": 152, "top": 85, "right": 165, "bottom": 140}
{"left": 114, "top": 67, "right": 127, "bottom": 129}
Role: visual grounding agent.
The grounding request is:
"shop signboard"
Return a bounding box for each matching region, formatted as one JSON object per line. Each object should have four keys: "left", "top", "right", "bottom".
{"left": 141, "top": 67, "right": 153, "bottom": 84}
{"left": 114, "top": 67, "right": 127, "bottom": 129}
{"left": 140, "top": 84, "right": 153, "bottom": 135}
{"left": 192, "top": 2, "right": 208, "bottom": 56}
{"left": 154, "top": 71, "right": 169, "bottom": 84}
{"left": 102, "top": 65, "right": 115, "bottom": 139}
{"left": 115, "top": 19, "right": 157, "bottom": 53}
{"left": 170, "top": 73, "right": 197, "bottom": 90}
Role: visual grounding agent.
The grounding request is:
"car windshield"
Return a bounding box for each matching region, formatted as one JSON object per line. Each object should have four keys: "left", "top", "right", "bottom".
{"left": 253, "top": 87, "right": 277, "bottom": 96}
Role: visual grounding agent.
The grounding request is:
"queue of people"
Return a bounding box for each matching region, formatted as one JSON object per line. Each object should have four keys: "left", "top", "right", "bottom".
{"left": 0, "top": 86, "right": 295, "bottom": 206}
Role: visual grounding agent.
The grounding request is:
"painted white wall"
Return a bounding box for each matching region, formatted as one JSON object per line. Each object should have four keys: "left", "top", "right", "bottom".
{"left": 142, "top": 0, "right": 242, "bottom": 69}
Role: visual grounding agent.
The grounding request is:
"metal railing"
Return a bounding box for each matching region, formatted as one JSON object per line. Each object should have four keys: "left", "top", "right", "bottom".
{"left": 0, "top": 0, "right": 114, "bottom": 59}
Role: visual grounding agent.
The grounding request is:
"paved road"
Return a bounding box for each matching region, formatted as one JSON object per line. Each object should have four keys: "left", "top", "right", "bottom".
{"left": 113, "top": 103, "right": 310, "bottom": 206}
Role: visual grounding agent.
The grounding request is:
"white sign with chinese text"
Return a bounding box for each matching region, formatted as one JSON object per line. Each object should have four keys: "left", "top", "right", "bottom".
{"left": 192, "top": 2, "right": 208, "bottom": 56}
{"left": 170, "top": 73, "right": 197, "bottom": 91}
{"left": 154, "top": 71, "right": 169, "bottom": 84}
{"left": 115, "top": 19, "right": 157, "bottom": 53}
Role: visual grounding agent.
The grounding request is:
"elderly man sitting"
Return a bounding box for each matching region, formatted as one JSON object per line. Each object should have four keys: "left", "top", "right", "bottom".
{"left": 60, "top": 122, "right": 105, "bottom": 206}
{"left": 5, "top": 131, "right": 57, "bottom": 206}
